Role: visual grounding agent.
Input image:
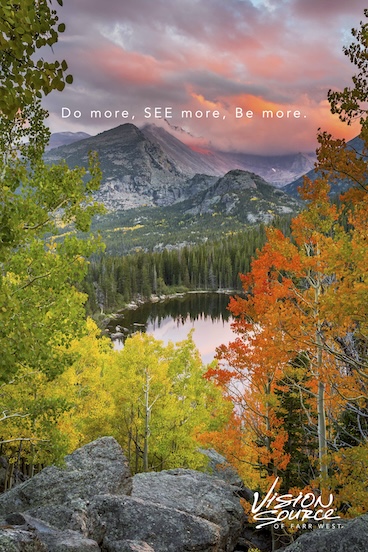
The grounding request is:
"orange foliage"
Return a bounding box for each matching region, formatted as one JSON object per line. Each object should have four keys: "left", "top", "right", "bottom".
{"left": 207, "top": 137, "right": 368, "bottom": 501}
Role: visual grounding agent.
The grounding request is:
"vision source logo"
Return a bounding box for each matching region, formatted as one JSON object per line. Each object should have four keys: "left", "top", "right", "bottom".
{"left": 251, "top": 478, "right": 342, "bottom": 530}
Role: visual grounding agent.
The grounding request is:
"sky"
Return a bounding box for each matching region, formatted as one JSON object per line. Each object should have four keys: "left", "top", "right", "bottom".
{"left": 43, "top": 0, "right": 366, "bottom": 155}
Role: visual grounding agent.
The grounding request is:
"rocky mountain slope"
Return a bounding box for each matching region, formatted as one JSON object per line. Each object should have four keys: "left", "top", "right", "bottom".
{"left": 90, "top": 170, "right": 300, "bottom": 253}
{"left": 46, "top": 124, "right": 189, "bottom": 210}
{"left": 182, "top": 169, "right": 299, "bottom": 223}
{"left": 140, "top": 124, "right": 227, "bottom": 177}
{"left": 45, "top": 123, "right": 315, "bottom": 211}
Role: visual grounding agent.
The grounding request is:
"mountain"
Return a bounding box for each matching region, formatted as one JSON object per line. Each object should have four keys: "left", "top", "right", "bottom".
{"left": 45, "top": 124, "right": 191, "bottom": 210}
{"left": 182, "top": 169, "right": 299, "bottom": 222}
{"left": 216, "top": 150, "right": 316, "bottom": 188}
{"left": 140, "top": 124, "right": 227, "bottom": 176}
{"left": 45, "top": 123, "right": 303, "bottom": 251}
{"left": 45, "top": 123, "right": 316, "bottom": 211}
{"left": 46, "top": 131, "right": 91, "bottom": 151}
{"left": 91, "top": 169, "right": 301, "bottom": 254}
{"left": 142, "top": 124, "right": 316, "bottom": 187}
{"left": 283, "top": 135, "right": 364, "bottom": 198}
{"left": 143, "top": 123, "right": 316, "bottom": 187}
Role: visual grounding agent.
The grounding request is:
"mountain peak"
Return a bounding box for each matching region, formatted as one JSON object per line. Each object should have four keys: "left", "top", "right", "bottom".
{"left": 95, "top": 123, "right": 144, "bottom": 143}
{"left": 216, "top": 170, "right": 262, "bottom": 193}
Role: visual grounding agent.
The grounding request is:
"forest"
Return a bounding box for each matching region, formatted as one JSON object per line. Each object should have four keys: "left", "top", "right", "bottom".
{"left": 83, "top": 219, "right": 291, "bottom": 314}
{"left": 1, "top": 1, "right": 368, "bottom": 546}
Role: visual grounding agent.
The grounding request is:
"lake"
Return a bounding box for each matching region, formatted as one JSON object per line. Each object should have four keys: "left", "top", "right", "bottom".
{"left": 107, "top": 292, "right": 237, "bottom": 364}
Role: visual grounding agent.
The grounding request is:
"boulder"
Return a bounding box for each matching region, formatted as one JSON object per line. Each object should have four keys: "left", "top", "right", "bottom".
{"left": 281, "top": 514, "right": 368, "bottom": 552}
{"left": 0, "top": 437, "right": 132, "bottom": 517}
{"left": 198, "top": 448, "right": 244, "bottom": 488}
{"left": 87, "top": 494, "right": 221, "bottom": 552}
{"left": 25, "top": 504, "right": 90, "bottom": 536}
{"left": 0, "top": 439, "right": 247, "bottom": 552}
{"left": 0, "top": 526, "right": 47, "bottom": 552}
{"left": 199, "top": 448, "right": 254, "bottom": 502}
{"left": 0, "top": 514, "right": 100, "bottom": 552}
{"left": 132, "top": 468, "right": 245, "bottom": 551}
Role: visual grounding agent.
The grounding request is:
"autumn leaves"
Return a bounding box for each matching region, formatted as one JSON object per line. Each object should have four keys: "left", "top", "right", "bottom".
{"left": 206, "top": 133, "right": 368, "bottom": 516}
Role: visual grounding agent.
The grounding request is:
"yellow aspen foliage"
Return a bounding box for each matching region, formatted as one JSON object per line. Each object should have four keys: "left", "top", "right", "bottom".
{"left": 104, "top": 331, "right": 231, "bottom": 473}
{"left": 56, "top": 318, "right": 115, "bottom": 451}
{"left": 54, "top": 327, "right": 231, "bottom": 474}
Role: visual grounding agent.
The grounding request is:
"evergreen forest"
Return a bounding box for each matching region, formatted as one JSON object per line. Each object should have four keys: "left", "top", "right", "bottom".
{"left": 83, "top": 219, "right": 291, "bottom": 314}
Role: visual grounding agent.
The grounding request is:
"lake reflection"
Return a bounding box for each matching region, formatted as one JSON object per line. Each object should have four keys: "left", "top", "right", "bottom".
{"left": 108, "top": 292, "right": 236, "bottom": 364}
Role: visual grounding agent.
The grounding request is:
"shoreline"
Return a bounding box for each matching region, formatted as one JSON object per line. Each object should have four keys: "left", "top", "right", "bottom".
{"left": 98, "top": 288, "right": 241, "bottom": 331}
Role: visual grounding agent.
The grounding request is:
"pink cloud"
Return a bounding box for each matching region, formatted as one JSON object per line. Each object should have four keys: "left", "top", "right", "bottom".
{"left": 87, "top": 46, "right": 165, "bottom": 86}
{"left": 44, "top": 0, "right": 366, "bottom": 154}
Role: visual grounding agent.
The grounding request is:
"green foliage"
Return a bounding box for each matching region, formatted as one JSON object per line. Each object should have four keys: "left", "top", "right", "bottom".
{"left": 274, "top": 354, "right": 318, "bottom": 491}
{"left": 0, "top": 0, "right": 105, "bottom": 384}
{"left": 105, "top": 332, "right": 231, "bottom": 472}
{"left": 0, "top": 0, "right": 105, "bottom": 474}
{"left": 57, "top": 327, "right": 231, "bottom": 474}
{"left": 0, "top": 368, "right": 71, "bottom": 476}
{"left": 0, "top": 0, "right": 71, "bottom": 119}
{"left": 0, "top": 153, "right": 104, "bottom": 383}
{"left": 328, "top": 8, "right": 368, "bottom": 127}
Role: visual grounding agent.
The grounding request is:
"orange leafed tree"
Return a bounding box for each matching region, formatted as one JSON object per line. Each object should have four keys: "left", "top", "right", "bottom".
{"left": 208, "top": 152, "right": 368, "bottom": 493}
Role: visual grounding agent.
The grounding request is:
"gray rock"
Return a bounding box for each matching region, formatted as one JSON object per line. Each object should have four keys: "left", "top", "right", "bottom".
{"left": 281, "top": 514, "right": 368, "bottom": 552}
{"left": 0, "top": 526, "right": 47, "bottom": 552}
{"left": 26, "top": 504, "right": 89, "bottom": 536}
{"left": 198, "top": 448, "right": 254, "bottom": 502}
{"left": 87, "top": 494, "right": 221, "bottom": 552}
{"left": 5, "top": 514, "right": 27, "bottom": 526}
{"left": 24, "top": 514, "right": 100, "bottom": 552}
{"left": 103, "top": 539, "right": 155, "bottom": 552}
{"left": 0, "top": 514, "right": 100, "bottom": 552}
{"left": 0, "top": 439, "right": 248, "bottom": 552}
{"left": 38, "top": 531, "right": 100, "bottom": 552}
{"left": 0, "top": 437, "right": 131, "bottom": 517}
{"left": 132, "top": 468, "right": 245, "bottom": 551}
{"left": 199, "top": 449, "right": 244, "bottom": 487}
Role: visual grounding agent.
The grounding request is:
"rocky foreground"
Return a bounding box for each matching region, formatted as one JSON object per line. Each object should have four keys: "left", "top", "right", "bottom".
{"left": 0, "top": 437, "right": 367, "bottom": 552}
